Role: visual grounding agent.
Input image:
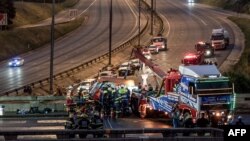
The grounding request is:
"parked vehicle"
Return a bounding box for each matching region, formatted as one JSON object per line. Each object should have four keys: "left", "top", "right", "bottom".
{"left": 151, "top": 34, "right": 167, "bottom": 51}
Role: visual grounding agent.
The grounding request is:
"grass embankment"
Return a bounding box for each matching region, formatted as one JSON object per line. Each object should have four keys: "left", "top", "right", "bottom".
{"left": 225, "top": 17, "right": 250, "bottom": 93}
{"left": 0, "top": 0, "right": 82, "bottom": 61}
{"left": 0, "top": 17, "right": 84, "bottom": 61}
{"left": 13, "top": 0, "right": 79, "bottom": 27}
{"left": 197, "top": 0, "right": 250, "bottom": 14}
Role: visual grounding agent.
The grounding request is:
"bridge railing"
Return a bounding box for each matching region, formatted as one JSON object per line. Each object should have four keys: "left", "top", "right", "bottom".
{"left": 0, "top": 128, "right": 223, "bottom": 141}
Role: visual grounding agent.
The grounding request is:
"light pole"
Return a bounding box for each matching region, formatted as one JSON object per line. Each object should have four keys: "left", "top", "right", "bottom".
{"left": 50, "top": 0, "right": 55, "bottom": 95}
{"left": 154, "top": 0, "right": 156, "bottom": 25}
{"left": 150, "top": 0, "right": 154, "bottom": 35}
{"left": 108, "top": 0, "right": 113, "bottom": 66}
{"left": 138, "top": 0, "right": 141, "bottom": 47}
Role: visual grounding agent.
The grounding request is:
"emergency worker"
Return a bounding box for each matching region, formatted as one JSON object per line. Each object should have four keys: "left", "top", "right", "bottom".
{"left": 196, "top": 113, "right": 210, "bottom": 136}
{"left": 182, "top": 112, "right": 194, "bottom": 136}
{"left": 172, "top": 106, "right": 180, "bottom": 128}
{"left": 235, "top": 116, "right": 245, "bottom": 125}
{"left": 100, "top": 86, "right": 110, "bottom": 116}
{"left": 119, "top": 85, "right": 130, "bottom": 109}
{"left": 66, "top": 93, "right": 74, "bottom": 113}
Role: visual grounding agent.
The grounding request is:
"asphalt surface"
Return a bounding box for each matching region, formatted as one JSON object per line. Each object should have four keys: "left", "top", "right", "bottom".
{"left": 0, "top": 0, "right": 249, "bottom": 139}
{"left": 0, "top": 0, "right": 146, "bottom": 94}
{"left": 145, "top": 0, "right": 242, "bottom": 72}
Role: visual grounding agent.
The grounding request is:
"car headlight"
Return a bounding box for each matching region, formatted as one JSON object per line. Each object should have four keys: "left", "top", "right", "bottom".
{"left": 16, "top": 62, "right": 20, "bottom": 65}
{"left": 205, "top": 50, "right": 211, "bottom": 56}
{"left": 216, "top": 112, "right": 220, "bottom": 117}
{"left": 8, "top": 62, "right": 12, "bottom": 65}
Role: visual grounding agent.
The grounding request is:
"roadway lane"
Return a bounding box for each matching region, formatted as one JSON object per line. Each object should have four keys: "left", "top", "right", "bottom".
{"left": 0, "top": 0, "right": 146, "bottom": 94}
{"left": 150, "top": 0, "right": 237, "bottom": 70}
{"left": 112, "top": 0, "right": 245, "bottom": 129}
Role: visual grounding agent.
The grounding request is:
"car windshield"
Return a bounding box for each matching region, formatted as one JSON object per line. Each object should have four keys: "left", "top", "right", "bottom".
{"left": 12, "top": 58, "right": 21, "bottom": 61}
{"left": 148, "top": 46, "right": 156, "bottom": 48}
{"left": 81, "top": 82, "right": 90, "bottom": 86}
{"left": 131, "top": 60, "right": 139, "bottom": 63}
{"left": 120, "top": 65, "right": 128, "bottom": 68}
{"left": 100, "top": 73, "right": 109, "bottom": 76}
{"left": 152, "top": 38, "right": 163, "bottom": 42}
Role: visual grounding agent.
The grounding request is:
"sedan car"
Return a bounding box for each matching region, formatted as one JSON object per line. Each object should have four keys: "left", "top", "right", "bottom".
{"left": 147, "top": 45, "right": 159, "bottom": 54}
{"left": 77, "top": 79, "right": 96, "bottom": 93}
{"left": 8, "top": 57, "right": 24, "bottom": 67}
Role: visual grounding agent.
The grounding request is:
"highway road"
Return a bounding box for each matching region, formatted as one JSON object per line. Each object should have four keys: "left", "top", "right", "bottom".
{"left": 145, "top": 0, "right": 242, "bottom": 71}
{"left": 0, "top": 0, "right": 244, "bottom": 95}
{"left": 0, "top": 0, "right": 248, "bottom": 138}
{"left": 0, "top": 0, "right": 146, "bottom": 94}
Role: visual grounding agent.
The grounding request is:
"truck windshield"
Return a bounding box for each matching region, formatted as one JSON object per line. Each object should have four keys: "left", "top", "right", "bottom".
{"left": 195, "top": 80, "right": 233, "bottom": 95}
{"left": 211, "top": 35, "right": 224, "bottom": 40}
{"left": 196, "top": 81, "right": 231, "bottom": 89}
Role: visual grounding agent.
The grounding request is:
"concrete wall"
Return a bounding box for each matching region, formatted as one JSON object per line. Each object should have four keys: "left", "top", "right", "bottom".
{"left": 0, "top": 96, "right": 66, "bottom": 112}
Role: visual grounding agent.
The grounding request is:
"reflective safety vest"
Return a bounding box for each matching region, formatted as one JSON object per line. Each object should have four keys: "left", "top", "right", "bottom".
{"left": 118, "top": 88, "right": 128, "bottom": 95}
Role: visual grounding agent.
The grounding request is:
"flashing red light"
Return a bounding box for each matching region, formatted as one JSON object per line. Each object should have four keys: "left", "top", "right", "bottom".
{"left": 184, "top": 54, "right": 197, "bottom": 59}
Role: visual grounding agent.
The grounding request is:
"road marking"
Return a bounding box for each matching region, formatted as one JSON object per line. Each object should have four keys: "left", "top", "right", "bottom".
{"left": 125, "top": 0, "right": 138, "bottom": 37}
{"left": 107, "top": 118, "right": 113, "bottom": 129}
{"left": 159, "top": 13, "right": 171, "bottom": 37}
{"left": 79, "top": 0, "right": 97, "bottom": 16}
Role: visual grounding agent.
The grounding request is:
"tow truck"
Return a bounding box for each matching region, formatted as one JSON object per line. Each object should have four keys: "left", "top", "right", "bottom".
{"left": 151, "top": 34, "right": 167, "bottom": 51}
{"left": 131, "top": 48, "right": 235, "bottom": 125}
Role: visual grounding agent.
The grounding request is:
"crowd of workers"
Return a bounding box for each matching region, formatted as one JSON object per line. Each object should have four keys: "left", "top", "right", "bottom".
{"left": 66, "top": 82, "right": 131, "bottom": 121}
{"left": 172, "top": 104, "right": 245, "bottom": 136}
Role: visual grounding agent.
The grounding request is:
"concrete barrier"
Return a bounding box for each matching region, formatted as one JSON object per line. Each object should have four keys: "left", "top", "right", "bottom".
{"left": 0, "top": 128, "right": 223, "bottom": 141}
{"left": 0, "top": 96, "right": 66, "bottom": 112}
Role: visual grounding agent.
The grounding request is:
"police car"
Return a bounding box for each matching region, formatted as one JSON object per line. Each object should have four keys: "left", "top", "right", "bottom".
{"left": 8, "top": 57, "right": 24, "bottom": 67}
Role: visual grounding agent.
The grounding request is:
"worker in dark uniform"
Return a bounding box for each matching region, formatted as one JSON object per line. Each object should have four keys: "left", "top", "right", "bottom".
{"left": 235, "top": 116, "right": 245, "bottom": 125}
{"left": 182, "top": 112, "right": 194, "bottom": 136}
{"left": 196, "top": 113, "right": 210, "bottom": 136}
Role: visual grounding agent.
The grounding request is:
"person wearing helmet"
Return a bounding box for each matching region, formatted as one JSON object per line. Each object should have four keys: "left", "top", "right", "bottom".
{"left": 235, "top": 116, "right": 245, "bottom": 125}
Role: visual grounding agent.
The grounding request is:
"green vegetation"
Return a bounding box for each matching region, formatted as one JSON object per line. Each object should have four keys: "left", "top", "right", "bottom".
{"left": 225, "top": 17, "right": 250, "bottom": 93}
{"left": 0, "top": 0, "right": 81, "bottom": 60}
{"left": 13, "top": 0, "right": 79, "bottom": 27}
{"left": 0, "top": 17, "right": 83, "bottom": 61}
{"left": 197, "top": 0, "right": 250, "bottom": 14}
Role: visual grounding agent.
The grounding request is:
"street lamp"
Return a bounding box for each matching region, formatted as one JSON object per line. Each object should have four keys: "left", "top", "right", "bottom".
{"left": 138, "top": 0, "right": 141, "bottom": 47}
{"left": 150, "top": 0, "right": 154, "bottom": 35}
{"left": 50, "top": 0, "right": 55, "bottom": 95}
{"left": 108, "top": 0, "right": 113, "bottom": 66}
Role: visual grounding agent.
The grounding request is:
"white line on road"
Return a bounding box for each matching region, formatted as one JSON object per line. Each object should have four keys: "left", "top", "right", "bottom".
{"left": 79, "top": 0, "right": 97, "bottom": 16}
{"left": 107, "top": 118, "right": 113, "bottom": 129}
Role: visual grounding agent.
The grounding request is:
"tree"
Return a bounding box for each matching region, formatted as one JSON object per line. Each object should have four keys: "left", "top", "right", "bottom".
{"left": 0, "top": 0, "right": 16, "bottom": 29}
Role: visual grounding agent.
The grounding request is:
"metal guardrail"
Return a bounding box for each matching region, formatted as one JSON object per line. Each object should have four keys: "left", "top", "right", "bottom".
{"left": 0, "top": 128, "right": 224, "bottom": 141}
{"left": 1, "top": 1, "right": 158, "bottom": 96}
